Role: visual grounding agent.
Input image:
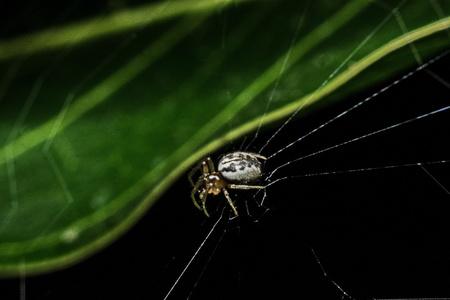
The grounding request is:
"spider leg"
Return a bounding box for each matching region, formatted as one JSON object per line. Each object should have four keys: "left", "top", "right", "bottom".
{"left": 199, "top": 190, "right": 210, "bottom": 217}
{"left": 206, "top": 157, "right": 215, "bottom": 173}
{"left": 188, "top": 162, "right": 203, "bottom": 187}
{"left": 188, "top": 158, "right": 215, "bottom": 217}
{"left": 222, "top": 188, "right": 239, "bottom": 216}
{"left": 190, "top": 178, "right": 204, "bottom": 211}
{"left": 250, "top": 153, "right": 267, "bottom": 160}
{"left": 228, "top": 184, "right": 265, "bottom": 190}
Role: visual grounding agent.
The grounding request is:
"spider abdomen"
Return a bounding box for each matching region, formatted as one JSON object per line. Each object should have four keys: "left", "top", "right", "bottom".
{"left": 218, "top": 152, "right": 263, "bottom": 184}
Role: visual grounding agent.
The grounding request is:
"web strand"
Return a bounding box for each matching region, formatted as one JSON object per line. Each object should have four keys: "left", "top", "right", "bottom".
{"left": 267, "top": 105, "right": 450, "bottom": 180}
{"left": 163, "top": 210, "right": 225, "bottom": 300}
{"left": 265, "top": 50, "right": 449, "bottom": 161}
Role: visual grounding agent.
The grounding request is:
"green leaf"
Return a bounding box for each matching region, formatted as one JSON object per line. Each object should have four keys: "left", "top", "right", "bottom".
{"left": 0, "top": 0, "right": 449, "bottom": 276}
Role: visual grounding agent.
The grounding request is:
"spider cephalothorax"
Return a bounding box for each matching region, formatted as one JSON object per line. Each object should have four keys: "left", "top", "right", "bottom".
{"left": 188, "top": 151, "right": 266, "bottom": 217}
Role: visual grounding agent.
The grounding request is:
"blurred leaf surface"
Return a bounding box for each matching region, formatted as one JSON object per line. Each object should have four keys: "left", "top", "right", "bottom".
{"left": 0, "top": 0, "right": 449, "bottom": 276}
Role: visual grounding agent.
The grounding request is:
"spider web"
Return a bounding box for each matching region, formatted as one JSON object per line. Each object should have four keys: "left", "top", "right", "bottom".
{"left": 157, "top": 56, "right": 450, "bottom": 300}
{"left": 1, "top": 0, "right": 450, "bottom": 299}
{"left": 158, "top": 2, "right": 450, "bottom": 299}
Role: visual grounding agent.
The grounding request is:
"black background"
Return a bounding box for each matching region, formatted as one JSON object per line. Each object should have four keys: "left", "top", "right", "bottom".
{"left": 1, "top": 51, "right": 449, "bottom": 300}
{"left": 1, "top": 0, "right": 450, "bottom": 299}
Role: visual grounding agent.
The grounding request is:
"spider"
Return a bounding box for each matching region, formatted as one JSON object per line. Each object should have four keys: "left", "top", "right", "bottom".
{"left": 188, "top": 151, "right": 266, "bottom": 217}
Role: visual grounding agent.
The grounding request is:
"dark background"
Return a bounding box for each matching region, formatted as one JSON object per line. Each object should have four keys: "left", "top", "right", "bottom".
{"left": 1, "top": 0, "right": 450, "bottom": 299}
{"left": 2, "top": 51, "right": 449, "bottom": 299}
